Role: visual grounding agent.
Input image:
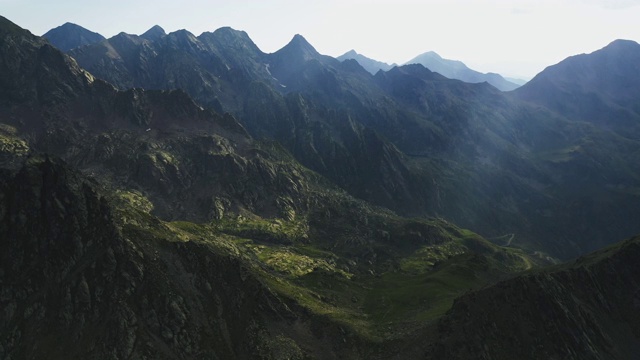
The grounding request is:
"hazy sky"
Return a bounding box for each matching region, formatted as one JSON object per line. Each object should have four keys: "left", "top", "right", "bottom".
{"left": 3, "top": 0, "right": 640, "bottom": 78}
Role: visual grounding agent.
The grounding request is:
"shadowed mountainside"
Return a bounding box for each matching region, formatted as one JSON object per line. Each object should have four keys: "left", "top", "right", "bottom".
{"left": 429, "top": 235, "right": 640, "bottom": 360}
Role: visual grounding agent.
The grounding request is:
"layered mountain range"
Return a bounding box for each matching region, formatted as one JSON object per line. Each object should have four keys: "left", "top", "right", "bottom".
{"left": 42, "top": 23, "right": 640, "bottom": 259}
{"left": 336, "top": 49, "right": 396, "bottom": 74}
{"left": 2, "top": 16, "right": 640, "bottom": 359}
{"left": 337, "top": 49, "right": 522, "bottom": 91}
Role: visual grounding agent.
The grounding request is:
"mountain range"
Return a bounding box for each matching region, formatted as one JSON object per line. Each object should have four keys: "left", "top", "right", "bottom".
{"left": 43, "top": 22, "right": 523, "bottom": 92}
{"left": 336, "top": 49, "right": 396, "bottom": 74}
{"left": 404, "top": 51, "right": 522, "bottom": 91}
{"left": 46, "top": 23, "right": 640, "bottom": 259}
{"left": 2, "top": 15, "right": 640, "bottom": 359}
{"left": 338, "top": 49, "right": 523, "bottom": 91}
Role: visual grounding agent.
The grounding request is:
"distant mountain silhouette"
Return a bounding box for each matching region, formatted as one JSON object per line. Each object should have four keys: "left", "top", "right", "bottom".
{"left": 405, "top": 51, "right": 520, "bottom": 91}
{"left": 505, "top": 76, "right": 528, "bottom": 85}
{"left": 42, "top": 22, "right": 105, "bottom": 52}
{"left": 337, "top": 50, "right": 396, "bottom": 74}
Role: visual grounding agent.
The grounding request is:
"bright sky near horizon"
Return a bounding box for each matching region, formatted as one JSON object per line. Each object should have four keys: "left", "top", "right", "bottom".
{"left": 2, "top": 0, "right": 640, "bottom": 79}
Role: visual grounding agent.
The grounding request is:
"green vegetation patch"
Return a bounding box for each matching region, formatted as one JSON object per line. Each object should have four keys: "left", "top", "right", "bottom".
{"left": 115, "top": 189, "right": 154, "bottom": 214}
{"left": 152, "top": 149, "right": 180, "bottom": 166}
{"left": 363, "top": 256, "right": 480, "bottom": 327}
{"left": 211, "top": 216, "right": 310, "bottom": 245}
{"left": 399, "top": 241, "right": 467, "bottom": 274}
{"left": 246, "top": 244, "right": 352, "bottom": 279}
{"left": 0, "top": 130, "right": 29, "bottom": 156}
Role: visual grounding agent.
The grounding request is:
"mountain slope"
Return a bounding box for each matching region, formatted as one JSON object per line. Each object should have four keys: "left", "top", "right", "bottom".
{"left": 0, "top": 157, "right": 265, "bottom": 359}
{"left": 337, "top": 50, "right": 396, "bottom": 75}
{"left": 0, "top": 156, "right": 349, "bottom": 359}
{"left": 0, "top": 15, "right": 309, "bottom": 223}
{"left": 68, "top": 26, "right": 272, "bottom": 114}
{"left": 429, "top": 234, "right": 640, "bottom": 359}
{"left": 67, "top": 31, "right": 427, "bottom": 217}
{"left": 374, "top": 63, "right": 640, "bottom": 258}
{"left": 513, "top": 39, "right": 640, "bottom": 136}
{"left": 405, "top": 51, "right": 520, "bottom": 91}
{"left": 42, "top": 22, "right": 105, "bottom": 51}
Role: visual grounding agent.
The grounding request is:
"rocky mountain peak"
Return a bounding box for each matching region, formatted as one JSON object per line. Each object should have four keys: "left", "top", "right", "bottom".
{"left": 201, "top": 26, "right": 263, "bottom": 55}
{"left": 276, "top": 33, "right": 320, "bottom": 60}
{"left": 604, "top": 38, "right": 640, "bottom": 51}
{"left": 164, "top": 29, "right": 203, "bottom": 50}
{"left": 140, "top": 25, "right": 166, "bottom": 41}
{"left": 210, "top": 26, "right": 250, "bottom": 41}
{"left": 42, "top": 21, "right": 105, "bottom": 52}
